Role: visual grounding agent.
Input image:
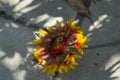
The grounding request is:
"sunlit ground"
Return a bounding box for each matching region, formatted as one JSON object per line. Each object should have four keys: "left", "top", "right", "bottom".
{"left": 0, "top": 0, "right": 120, "bottom": 80}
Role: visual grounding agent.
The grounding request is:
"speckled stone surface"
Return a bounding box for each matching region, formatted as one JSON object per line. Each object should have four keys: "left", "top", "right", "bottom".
{"left": 0, "top": 0, "right": 120, "bottom": 80}
{"left": 0, "top": 0, "right": 77, "bottom": 27}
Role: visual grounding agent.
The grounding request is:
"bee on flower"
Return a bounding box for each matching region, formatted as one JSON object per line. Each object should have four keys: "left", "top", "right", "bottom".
{"left": 32, "top": 19, "right": 88, "bottom": 75}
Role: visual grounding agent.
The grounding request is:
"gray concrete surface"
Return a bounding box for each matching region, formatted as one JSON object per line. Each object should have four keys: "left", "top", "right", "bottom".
{"left": 0, "top": 0, "right": 120, "bottom": 80}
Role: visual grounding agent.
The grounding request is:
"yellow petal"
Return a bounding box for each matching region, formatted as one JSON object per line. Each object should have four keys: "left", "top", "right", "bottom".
{"left": 33, "top": 50, "right": 39, "bottom": 60}
{"left": 69, "top": 64, "right": 75, "bottom": 70}
{"left": 82, "top": 44, "right": 88, "bottom": 48}
{"left": 38, "top": 59, "right": 43, "bottom": 64}
{"left": 67, "top": 19, "right": 75, "bottom": 26}
{"left": 38, "top": 29, "right": 48, "bottom": 36}
{"left": 79, "top": 36, "right": 88, "bottom": 44}
{"left": 36, "top": 45, "right": 42, "bottom": 49}
{"left": 46, "top": 64, "right": 56, "bottom": 75}
{"left": 56, "top": 21, "right": 61, "bottom": 28}
{"left": 71, "top": 57, "right": 75, "bottom": 62}
{"left": 64, "top": 54, "right": 70, "bottom": 61}
{"left": 73, "top": 53, "right": 81, "bottom": 58}
{"left": 70, "top": 57, "right": 79, "bottom": 66}
{"left": 74, "top": 33, "right": 83, "bottom": 39}
{"left": 63, "top": 66, "right": 68, "bottom": 72}
{"left": 77, "top": 48, "right": 84, "bottom": 55}
{"left": 42, "top": 64, "right": 54, "bottom": 75}
{"left": 33, "top": 39, "right": 40, "bottom": 44}
{"left": 72, "top": 61, "right": 79, "bottom": 66}
{"left": 74, "top": 36, "right": 88, "bottom": 49}
{"left": 47, "top": 70, "right": 51, "bottom": 75}
{"left": 42, "top": 67, "right": 47, "bottom": 72}
{"left": 46, "top": 26, "right": 54, "bottom": 32}
{"left": 58, "top": 65, "right": 63, "bottom": 74}
{"left": 48, "top": 69, "right": 54, "bottom": 75}
{"left": 53, "top": 64, "right": 57, "bottom": 72}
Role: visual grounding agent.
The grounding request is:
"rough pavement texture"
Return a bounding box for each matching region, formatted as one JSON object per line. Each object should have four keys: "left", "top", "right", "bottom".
{"left": 0, "top": 0, "right": 120, "bottom": 80}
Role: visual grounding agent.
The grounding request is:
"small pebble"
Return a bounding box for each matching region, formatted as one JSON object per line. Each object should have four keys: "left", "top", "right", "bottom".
{"left": 94, "top": 62, "right": 98, "bottom": 66}
{"left": 96, "top": 53, "right": 100, "bottom": 56}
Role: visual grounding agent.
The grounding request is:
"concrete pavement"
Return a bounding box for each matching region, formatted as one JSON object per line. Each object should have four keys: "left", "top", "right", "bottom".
{"left": 0, "top": 0, "right": 120, "bottom": 80}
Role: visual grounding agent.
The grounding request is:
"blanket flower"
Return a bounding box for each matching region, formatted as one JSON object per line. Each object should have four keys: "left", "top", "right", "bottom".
{"left": 32, "top": 19, "right": 88, "bottom": 75}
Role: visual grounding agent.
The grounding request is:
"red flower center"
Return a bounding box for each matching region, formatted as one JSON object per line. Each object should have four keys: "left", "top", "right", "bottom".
{"left": 48, "top": 35, "right": 68, "bottom": 57}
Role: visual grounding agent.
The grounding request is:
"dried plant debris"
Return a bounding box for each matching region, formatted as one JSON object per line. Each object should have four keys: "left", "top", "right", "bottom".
{"left": 66, "top": 0, "right": 94, "bottom": 24}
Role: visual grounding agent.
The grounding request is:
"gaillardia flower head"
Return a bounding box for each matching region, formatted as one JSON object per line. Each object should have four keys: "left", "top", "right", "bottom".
{"left": 32, "top": 19, "right": 88, "bottom": 75}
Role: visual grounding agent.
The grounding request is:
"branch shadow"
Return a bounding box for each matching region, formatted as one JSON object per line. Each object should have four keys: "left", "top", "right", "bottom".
{"left": 0, "top": 0, "right": 76, "bottom": 27}
{"left": 0, "top": 0, "right": 120, "bottom": 80}
{"left": 61, "top": 0, "right": 120, "bottom": 80}
{"left": 0, "top": 0, "right": 76, "bottom": 80}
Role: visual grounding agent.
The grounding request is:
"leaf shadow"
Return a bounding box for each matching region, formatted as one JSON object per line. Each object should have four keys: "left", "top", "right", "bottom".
{"left": 0, "top": 0, "right": 75, "bottom": 80}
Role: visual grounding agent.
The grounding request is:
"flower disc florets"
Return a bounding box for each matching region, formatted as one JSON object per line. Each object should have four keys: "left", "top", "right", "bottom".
{"left": 33, "top": 19, "right": 88, "bottom": 75}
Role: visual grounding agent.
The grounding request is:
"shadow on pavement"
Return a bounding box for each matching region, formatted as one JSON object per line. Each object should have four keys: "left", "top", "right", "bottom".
{"left": 0, "top": 0, "right": 120, "bottom": 80}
